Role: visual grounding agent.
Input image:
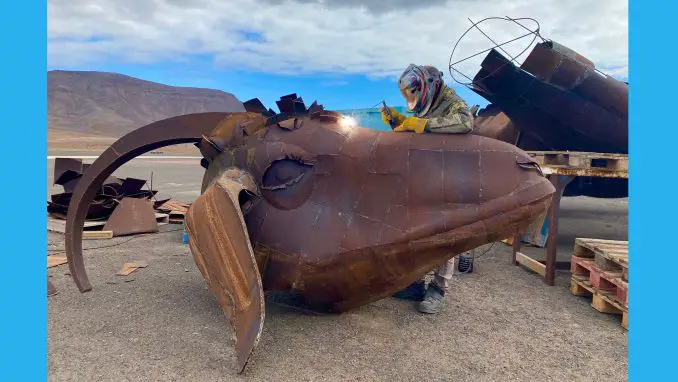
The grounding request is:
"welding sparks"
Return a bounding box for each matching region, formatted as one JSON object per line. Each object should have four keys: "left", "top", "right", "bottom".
{"left": 338, "top": 115, "right": 358, "bottom": 133}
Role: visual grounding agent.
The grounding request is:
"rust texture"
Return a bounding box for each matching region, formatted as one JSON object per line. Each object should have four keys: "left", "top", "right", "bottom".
{"left": 472, "top": 104, "right": 519, "bottom": 144}
{"left": 64, "top": 95, "right": 556, "bottom": 372}
{"left": 471, "top": 41, "right": 628, "bottom": 154}
{"left": 102, "top": 198, "right": 159, "bottom": 237}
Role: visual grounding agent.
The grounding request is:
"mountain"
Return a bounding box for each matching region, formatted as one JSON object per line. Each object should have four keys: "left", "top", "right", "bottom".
{"left": 48, "top": 70, "right": 245, "bottom": 137}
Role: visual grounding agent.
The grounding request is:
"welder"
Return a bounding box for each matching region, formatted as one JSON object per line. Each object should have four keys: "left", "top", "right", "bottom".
{"left": 383, "top": 63, "right": 477, "bottom": 314}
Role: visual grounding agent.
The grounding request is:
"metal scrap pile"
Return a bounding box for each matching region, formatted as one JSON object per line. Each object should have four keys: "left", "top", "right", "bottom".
{"left": 48, "top": 158, "right": 188, "bottom": 237}
{"left": 48, "top": 158, "right": 161, "bottom": 220}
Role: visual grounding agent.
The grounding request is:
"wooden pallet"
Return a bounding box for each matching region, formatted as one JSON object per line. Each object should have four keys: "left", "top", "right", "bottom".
{"left": 571, "top": 275, "right": 628, "bottom": 330}
{"left": 574, "top": 238, "right": 628, "bottom": 281}
{"left": 528, "top": 151, "right": 628, "bottom": 171}
{"left": 156, "top": 200, "right": 190, "bottom": 224}
{"left": 571, "top": 259, "right": 628, "bottom": 308}
{"left": 527, "top": 151, "right": 628, "bottom": 179}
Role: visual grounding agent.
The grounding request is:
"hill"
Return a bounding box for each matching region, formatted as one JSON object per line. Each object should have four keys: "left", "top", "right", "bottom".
{"left": 48, "top": 70, "right": 245, "bottom": 138}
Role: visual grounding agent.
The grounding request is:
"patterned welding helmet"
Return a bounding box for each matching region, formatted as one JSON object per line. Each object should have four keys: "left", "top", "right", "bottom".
{"left": 398, "top": 64, "right": 444, "bottom": 116}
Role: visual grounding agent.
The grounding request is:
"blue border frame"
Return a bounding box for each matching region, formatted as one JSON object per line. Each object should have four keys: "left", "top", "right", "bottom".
{"left": 629, "top": 0, "right": 678, "bottom": 379}
{"left": 0, "top": 1, "right": 47, "bottom": 379}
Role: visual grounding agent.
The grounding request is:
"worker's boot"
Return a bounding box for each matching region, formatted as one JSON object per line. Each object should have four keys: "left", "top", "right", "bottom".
{"left": 418, "top": 283, "right": 445, "bottom": 314}
{"left": 392, "top": 280, "right": 426, "bottom": 301}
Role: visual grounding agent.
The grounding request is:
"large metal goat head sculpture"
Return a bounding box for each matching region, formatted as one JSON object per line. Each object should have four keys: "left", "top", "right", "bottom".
{"left": 63, "top": 94, "right": 555, "bottom": 373}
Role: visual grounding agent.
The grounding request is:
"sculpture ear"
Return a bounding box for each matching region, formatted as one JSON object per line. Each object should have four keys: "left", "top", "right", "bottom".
{"left": 184, "top": 175, "right": 264, "bottom": 374}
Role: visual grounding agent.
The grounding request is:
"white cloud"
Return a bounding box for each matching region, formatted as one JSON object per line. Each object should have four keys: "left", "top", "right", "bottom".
{"left": 47, "top": 0, "right": 628, "bottom": 81}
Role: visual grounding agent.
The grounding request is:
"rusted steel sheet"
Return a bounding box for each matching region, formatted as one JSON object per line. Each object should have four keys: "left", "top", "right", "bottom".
{"left": 520, "top": 41, "right": 628, "bottom": 119}
{"left": 64, "top": 95, "right": 556, "bottom": 373}
{"left": 471, "top": 42, "right": 628, "bottom": 154}
{"left": 472, "top": 104, "right": 519, "bottom": 144}
{"left": 185, "top": 176, "right": 264, "bottom": 373}
{"left": 519, "top": 41, "right": 595, "bottom": 88}
{"left": 102, "top": 198, "right": 159, "bottom": 236}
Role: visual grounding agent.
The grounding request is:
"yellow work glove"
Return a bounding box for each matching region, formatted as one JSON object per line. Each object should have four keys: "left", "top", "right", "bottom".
{"left": 394, "top": 117, "right": 428, "bottom": 134}
{"left": 380, "top": 107, "right": 406, "bottom": 127}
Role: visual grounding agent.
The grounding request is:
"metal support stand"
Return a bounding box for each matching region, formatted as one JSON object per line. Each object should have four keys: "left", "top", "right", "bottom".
{"left": 543, "top": 175, "right": 575, "bottom": 285}
{"left": 510, "top": 151, "right": 627, "bottom": 286}
{"left": 512, "top": 174, "right": 575, "bottom": 285}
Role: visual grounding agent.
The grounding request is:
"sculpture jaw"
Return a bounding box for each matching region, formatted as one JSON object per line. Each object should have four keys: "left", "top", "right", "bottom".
{"left": 184, "top": 173, "right": 264, "bottom": 374}
{"left": 298, "top": 190, "right": 554, "bottom": 313}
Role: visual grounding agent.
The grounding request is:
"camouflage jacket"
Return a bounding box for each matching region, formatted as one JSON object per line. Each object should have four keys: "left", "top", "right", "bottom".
{"left": 419, "top": 86, "right": 474, "bottom": 134}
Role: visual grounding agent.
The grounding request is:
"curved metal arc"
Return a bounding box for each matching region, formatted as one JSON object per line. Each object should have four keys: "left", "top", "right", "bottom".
{"left": 64, "top": 112, "right": 236, "bottom": 292}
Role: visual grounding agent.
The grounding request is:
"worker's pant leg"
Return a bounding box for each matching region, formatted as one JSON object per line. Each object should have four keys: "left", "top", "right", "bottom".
{"left": 431, "top": 257, "right": 456, "bottom": 292}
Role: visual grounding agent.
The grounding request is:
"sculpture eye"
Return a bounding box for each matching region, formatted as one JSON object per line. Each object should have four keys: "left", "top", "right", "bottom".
{"left": 260, "top": 158, "right": 315, "bottom": 210}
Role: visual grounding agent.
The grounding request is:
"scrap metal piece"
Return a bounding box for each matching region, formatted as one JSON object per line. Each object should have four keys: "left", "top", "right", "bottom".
{"left": 48, "top": 195, "right": 117, "bottom": 220}
{"left": 103, "top": 198, "right": 159, "bottom": 237}
{"left": 520, "top": 41, "right": 627, "bottom": 119}
{"left": 242, "top": 98, "right": 273, "bottom": 117}
{"left": 54, "top": 158, "right": 91, "bottom": 193}
{"left": 307, "top": 101, "right": 323, "bottom": 114}
{"left": 472, "top": 104, "right": 520, "bottom": 144}
{"left": 153, "top": 198, "right": 172, "bottom": 209}
{"left": 64, "top": 97, "right": 556, "bottom": 373}
{"left": 275, "top": 98, "right": 295, "bottom": 114}
{"left": 54, "top": 158, "right": 89, "bottom": 185}
{"left": 117, "top": 177, "right": 147, "bottom": 196}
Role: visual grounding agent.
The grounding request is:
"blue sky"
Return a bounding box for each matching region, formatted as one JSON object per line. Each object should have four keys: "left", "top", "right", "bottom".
{"left": 48, "top": 60, "right": 490, "bottom": 111}
{"left": 47, "top": 0, "right": 627, "bottom": 112}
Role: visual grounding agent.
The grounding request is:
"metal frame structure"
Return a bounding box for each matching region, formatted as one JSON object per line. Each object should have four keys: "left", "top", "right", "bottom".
{"left": 448, "top": 16, "right": 544, "bottom": 87}
{"left": 510, "top": 152, "right": 629, "bottom": 285}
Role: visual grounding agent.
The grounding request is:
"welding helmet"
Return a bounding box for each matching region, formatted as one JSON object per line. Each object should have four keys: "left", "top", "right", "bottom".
{"left": 397, "top": 64, "right": 444, "bottom": 116}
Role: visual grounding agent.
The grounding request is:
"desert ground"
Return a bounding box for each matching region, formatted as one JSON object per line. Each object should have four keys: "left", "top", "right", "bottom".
{"left": 48, "top": 130, "right": 198, "bottom": 154}
{"left": 47, "top": 154, "right": 628, "bottom": 381}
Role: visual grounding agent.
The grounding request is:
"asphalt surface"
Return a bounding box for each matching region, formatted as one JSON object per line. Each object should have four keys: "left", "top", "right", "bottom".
{"left": 47, "top": 156, "right": 628, "bottom": 381}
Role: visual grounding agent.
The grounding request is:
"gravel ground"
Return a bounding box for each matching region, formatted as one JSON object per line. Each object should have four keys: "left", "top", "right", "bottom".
{"left": 47, "top": 227, "right": 627, "bottom": 381}
{"left": 47, "top": 157, "right": 628, "bottom": 381}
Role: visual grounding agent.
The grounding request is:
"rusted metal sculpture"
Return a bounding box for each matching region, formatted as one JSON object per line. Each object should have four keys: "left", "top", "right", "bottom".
{"left": 471, "top": 43, "right": 628, "bottom": 154}
{"left": 450, "top": 18, "right": 628, "bottom": 155}
{"left": 63, "top": 94, "right": 555, "bottom": 373}
{"left": 449, "top": 18, "right": 629, "bottom": 199}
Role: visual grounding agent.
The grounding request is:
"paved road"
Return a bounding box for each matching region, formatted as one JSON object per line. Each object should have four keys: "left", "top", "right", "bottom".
{"left": 48, "top": 155, "right": 205, "bottom": 203}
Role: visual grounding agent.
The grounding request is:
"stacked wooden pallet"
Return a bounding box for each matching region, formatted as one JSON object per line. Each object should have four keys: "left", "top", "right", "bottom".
{"left": 569, "top": 238, "right": 628, "bottom": 330}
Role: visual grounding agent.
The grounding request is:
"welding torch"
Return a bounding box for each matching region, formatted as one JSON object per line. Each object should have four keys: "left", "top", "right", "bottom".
{"left": 381, "top": 101, "right": 397, "bottom": 130}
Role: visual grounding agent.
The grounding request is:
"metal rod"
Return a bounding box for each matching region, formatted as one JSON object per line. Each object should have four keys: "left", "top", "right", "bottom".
{"left": 469, "top": 17, "right": 517, "bottom": 62}
{"left": 449, "top": 30, "right": 535, "bottom": 67}
{"left": 507, "top": 16, "right": 545, "bottom": 42}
